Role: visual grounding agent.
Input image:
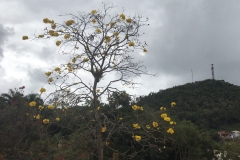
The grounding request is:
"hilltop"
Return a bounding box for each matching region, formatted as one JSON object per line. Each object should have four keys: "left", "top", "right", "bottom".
{"left": 137, "top": 79, "right": 240, "bottom": 130}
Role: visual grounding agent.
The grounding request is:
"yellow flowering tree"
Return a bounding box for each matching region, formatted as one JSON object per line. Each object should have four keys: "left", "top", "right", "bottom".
{"left": 24, "top": 4, "right": 152, "bottom": 160}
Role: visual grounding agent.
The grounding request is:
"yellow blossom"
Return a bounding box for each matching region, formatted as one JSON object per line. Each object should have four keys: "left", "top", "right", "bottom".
{"left": 51, "top": 23, "right": 56, "bottom": 29}
{"left": 65, "top": 20, "right": 74, "bottom": 26}
{"left": 128, "top": 41, "right": 135, "bottom": 47}
{"left": 95, "top": 28, "right": 102, "bottom": 34}
{"left": 48, "top": 77, "right": 54, "bottom": 82}
{"left": 43, "top": 18, "right": 51, "bottom": 23}
{"left": 51, "top": 32, "right": 59, "bottom": 37}
{"left": 54, "top": 67, "right": 61, "bottom": 72}
{"left": 64, "top": 34, "right": 71, "bottom": 39}
{"left": 146, "top": 125, "right": 151, "bottom": 129}
{"left": 171, "top": 102, "right": 176, "bottom": 107}
{"left": 83, "top": 58, "right": 89, "bottom": 62}
{"left": 39, "top": 105, "right": 44, "bottom": 110}
{"left": 110, "top": 22, "right": 115, "bottom": 28}
{"left": 47, "top": 105, "right": 55, "bottom": 110}
{"left": 102, "top": 127, "right": 106, "bottom": 132}
{"left": 134, "top": 135, "right": 141, "bottom": 141}
{"left": 43, "top": 18, "right": 53, "bottom": 24}
{"left": 26, "top": 113, "right": 30, "bottom": 116}
{"left": 105, "top": 36, "right": 111, "bottom": 43}
{"left": 164, "top": 117, "right": 171, "bottom": 122}
{"left": 139, "top": 107, "right": 144, "bottom": 111}
{"left": 56, "top": 40, "right": 61, "bottom": 46}
{"left": 22, "top": 36, "right": 28, "bottom": 40}
{"left": 56, "top": 117, "right": 60, "bottom": 121}
{"left": 170, "top": 121, "right": 174, "bottom": 125}
{"left": 91, "top": 10, "right": 97, "bottom": 14}
{"left": 97, "top": 106, "right": 100, "bottom": 110}
{"left": 72, "top": 58, "right": 76, "bottom": 63}
{"left": 40, "top": 88, "right": 46, "bottom": 93}
{"left": 161, "top": 113, "right": 167, "bottom": 118}
{"left": 29, "top": 101, "right": 36, "bottom": 107}
{"left": 160, "top": 107, "right": 164, "bottom": 110}
{"left": 92, "top": 19, "right": 97, "bottom": 24}
{"left": 35, "top": 114, "right": 40, "bottom": 119}
{"left": 133, "top": 123, "right": 141, "bottom": 129}
{"left": 113, "top": 32, "right": 119, "bottom": 37}
{"left": 119, "top": 117, "right": 123, "bottom": 121}
{"left": 143, "top": 48, "right": 148, "bottom": 53}
{"left": 120, "top": 14, "right": 126, "bottom": 20}
{"left": 152, "top": 121, "right": 158, "bottom": 127}
{"left": 126, "top": 18, "right": 132, "bottom": 23}
{"left": 167, "top": 128, "right": 174, "bottom": 134}
{"left": 43, "top": 119, "right": 50, "bottom": 124}
{"left": 45, "top": 72, "right": 52, "bottom": 77}
{"left": 38, "top": 35, "right": 44, "bottom": 38}
{"left": 132, "top": 105, "right": 138, "bottom": 110}
{"left": 49, "top": 30, "right": 54, "bottom": 34}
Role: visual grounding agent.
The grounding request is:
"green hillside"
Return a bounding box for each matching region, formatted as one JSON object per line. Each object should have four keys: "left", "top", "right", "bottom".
{"left": 137, "top": 79, "right": 240, "bottom": 130}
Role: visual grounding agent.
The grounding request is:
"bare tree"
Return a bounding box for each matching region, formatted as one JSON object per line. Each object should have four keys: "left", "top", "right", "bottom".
{"left": 23, "top": 3, "right": 173, "bottom": 160}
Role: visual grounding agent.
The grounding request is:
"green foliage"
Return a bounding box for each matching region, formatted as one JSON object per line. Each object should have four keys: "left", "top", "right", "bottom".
{"left": 169, "top": 120, "right": 214, "bottom": 160}
{"left": 137, "top": 79, "right": 240, "bottom": 130}
{"left": 0, "top": 93, "right": 43, "bottom": 159}
{"left": 3, "top": 79, "right": 240, "bottom": 159}
{"left": 108, "top": 91, "right": 131, "bottom": 108}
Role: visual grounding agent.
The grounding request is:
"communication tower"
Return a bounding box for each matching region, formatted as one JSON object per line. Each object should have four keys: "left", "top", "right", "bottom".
{"left": 211, "top": 64, "right": 215, "bottom": 80}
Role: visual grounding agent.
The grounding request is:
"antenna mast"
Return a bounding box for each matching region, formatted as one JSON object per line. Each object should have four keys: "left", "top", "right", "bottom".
{"left": 211, "top": 64, "right": 215, "bottom": 80}
{"left": 191, "top": 69, "right": 193, "bottom": 83}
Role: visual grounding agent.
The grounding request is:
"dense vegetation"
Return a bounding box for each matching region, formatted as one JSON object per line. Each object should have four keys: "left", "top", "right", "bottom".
{"left": 137, "top": 79, "right": 240, "bottom": 130}
{"left": 1, "top": 79, "right": 240, "bottom": 159}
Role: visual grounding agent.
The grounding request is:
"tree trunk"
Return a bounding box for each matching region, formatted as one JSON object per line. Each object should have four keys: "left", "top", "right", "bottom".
{"left": 97, "top": 125, "right": 103, "bottom": 160}
{"left": 93, "top": 78, "right": 103, "bottom": 160}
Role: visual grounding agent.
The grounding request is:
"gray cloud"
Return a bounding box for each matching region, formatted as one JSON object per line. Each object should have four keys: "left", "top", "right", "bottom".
{"left": 0, "top": 24, "right": 14, "bottom": 59}
{"left": 142, "top": 0, "right": 240, "bottom": 86}
{"left": 27, "top": 68, "right": 46, "bottom": 83}
{"left": 2, "top": 0, "right": 240, "bottom": 96}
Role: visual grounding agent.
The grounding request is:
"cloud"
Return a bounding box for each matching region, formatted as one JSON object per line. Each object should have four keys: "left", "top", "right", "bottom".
{"left": 141, "top": 0, "right": 240, "bottom": 85}
{"left": 1, "top": 0, "right": 240, "bottom": 97}
{"left": 27, "top": 68, "right": 46, "bottom": 84}
{"left": 0, "top": 24, "right": 14, "bottom": 60}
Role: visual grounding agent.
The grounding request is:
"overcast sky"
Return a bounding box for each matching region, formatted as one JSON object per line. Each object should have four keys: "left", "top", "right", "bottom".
{"left": 1, "top": 0, "right": 240, "bottom": 99}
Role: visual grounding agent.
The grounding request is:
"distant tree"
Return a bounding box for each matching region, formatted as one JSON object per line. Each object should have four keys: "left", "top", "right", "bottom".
{"left": 170, "top": 120, "right": 214, "bottom": 160}
{"left": 108, "top": 91, "right": 131, "bottom": 108}
{"left": 0, "top": 87, "right": 25, "bottom": 108}
{"left": 25, "top": 93, "right": 44, "bottom": 105}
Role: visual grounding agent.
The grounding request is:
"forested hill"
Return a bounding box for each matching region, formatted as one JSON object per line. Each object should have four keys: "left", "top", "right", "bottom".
{"left": 137, "top": 79, "right": 240, "bottom": 130}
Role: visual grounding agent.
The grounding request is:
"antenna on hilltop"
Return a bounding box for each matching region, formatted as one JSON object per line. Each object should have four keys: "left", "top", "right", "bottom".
{"left": 211, "top": 64, "right": 215, "bottom": 80}
{"left": 191, "top": 69, "right": 193, "bottom": 83}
